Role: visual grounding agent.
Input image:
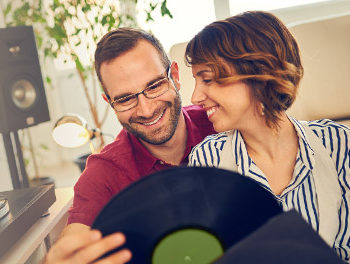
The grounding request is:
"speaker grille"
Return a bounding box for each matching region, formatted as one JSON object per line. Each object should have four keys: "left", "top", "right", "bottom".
{"left": 11, "top": 79, "right": 37, "bottom": 110}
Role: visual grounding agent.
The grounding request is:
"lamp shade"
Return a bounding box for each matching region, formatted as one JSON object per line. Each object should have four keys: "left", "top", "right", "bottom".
{"left": 52, "top": 114, "right": 92, "bottom": 148}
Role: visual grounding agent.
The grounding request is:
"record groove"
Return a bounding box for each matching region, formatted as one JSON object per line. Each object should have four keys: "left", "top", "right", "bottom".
{"left": 92, "top": 167, "right": 282, "bottom": 263}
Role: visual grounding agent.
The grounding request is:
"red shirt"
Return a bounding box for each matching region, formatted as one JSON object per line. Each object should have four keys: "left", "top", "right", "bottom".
{"left": 68, "top": 105, "right": 215, "bottom": 226}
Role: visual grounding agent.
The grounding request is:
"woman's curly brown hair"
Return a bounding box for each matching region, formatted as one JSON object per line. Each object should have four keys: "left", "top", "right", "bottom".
{"left": 185, "top": 11, "right": 304, "bottom": 129}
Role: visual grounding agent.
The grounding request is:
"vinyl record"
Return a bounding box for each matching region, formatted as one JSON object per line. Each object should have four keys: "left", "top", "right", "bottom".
{"left": 92, "top": 167, "right": 282, "bottom": 263}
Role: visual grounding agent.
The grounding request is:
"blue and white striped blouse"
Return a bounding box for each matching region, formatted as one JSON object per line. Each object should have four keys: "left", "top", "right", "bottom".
{"left": 189, "top": 117, "right": 350, "bottom": 262}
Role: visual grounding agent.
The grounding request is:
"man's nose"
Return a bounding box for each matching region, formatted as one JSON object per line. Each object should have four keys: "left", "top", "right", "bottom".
{"left": 191, "top": 83, "right": 207, "bottom": 106}
{"left": 135, "top": 94, "right": 156, "bottom": 118}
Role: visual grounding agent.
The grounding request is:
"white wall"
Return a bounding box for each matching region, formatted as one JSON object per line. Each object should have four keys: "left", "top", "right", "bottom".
{"left": 287, "top": 14, "right": 350, "bottom": 121}
{"left": 169, "top": 42, "right": 195, "bottom": 107}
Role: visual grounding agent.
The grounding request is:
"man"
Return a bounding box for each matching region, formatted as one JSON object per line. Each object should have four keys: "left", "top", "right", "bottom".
{"left": 45, "top": 28, "right": 215, "bottom": 263}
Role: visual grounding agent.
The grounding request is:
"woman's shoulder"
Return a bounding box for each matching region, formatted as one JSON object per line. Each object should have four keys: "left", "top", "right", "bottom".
{"left": 189, "top": 131, "right": 234, "bottom": 166}
{"left": 191, "top": 131, "right": 232, "bottom": 158}
{"left": 194, "top": 131, "right": 230, "bottom": 148}
{"left": 299, "top": 119, "right": 350, "bottom": 153}
{"left": 304, "top": 119, "right": 350, "bottom": 133}
{"left": 300, "top": 119, "right": 350, "bottom": 173}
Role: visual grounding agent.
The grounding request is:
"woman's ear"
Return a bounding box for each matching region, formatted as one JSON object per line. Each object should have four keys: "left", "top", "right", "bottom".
{"left": 170, "top": 61, "right": 181, "bottom": 91}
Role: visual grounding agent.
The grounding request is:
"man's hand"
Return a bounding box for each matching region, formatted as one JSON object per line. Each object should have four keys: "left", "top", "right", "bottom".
{"left": 45, "top": 227, "right": 132, "bottom": 264}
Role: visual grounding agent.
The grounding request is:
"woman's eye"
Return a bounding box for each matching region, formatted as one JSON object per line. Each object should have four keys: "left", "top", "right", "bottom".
{"left": 202, "top": 79, "right": 212, "bottom": 84}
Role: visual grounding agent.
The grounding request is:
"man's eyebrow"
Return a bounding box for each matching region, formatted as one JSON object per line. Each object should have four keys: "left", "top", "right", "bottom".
{"left": 112, "top": 73, "right": 166, "bottom": 101}
{"left": 145, "top": 73, "right": 167, "bottom": 87}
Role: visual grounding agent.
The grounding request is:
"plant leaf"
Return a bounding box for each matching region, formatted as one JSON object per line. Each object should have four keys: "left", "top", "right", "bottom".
{"left": 160, "top": 0, "right": 173, "bottom": 18}
{"left": 39, "top": 144, "right": 49, "bottom": 150}
{"left": 4, "top": 2, "right": 12, "bottom": 16}
{"left": 45, "top": 76, "right": 52, "bottom": 84}
{"left": 74, "top": 57, "right": 85, "bottom": 74}
{"left": 146, "top": 11, "right": 154, "bottom": 22}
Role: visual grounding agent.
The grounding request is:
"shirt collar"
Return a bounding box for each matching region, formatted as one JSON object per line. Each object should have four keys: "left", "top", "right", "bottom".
{"left": 129, "top": 131, "right": 158, "bottom": 175}
{"left": 288, "top": 116, "right": 315, "bottom": 170}
{"left": 232, "top": 130, "right": 252, "bottom": 175}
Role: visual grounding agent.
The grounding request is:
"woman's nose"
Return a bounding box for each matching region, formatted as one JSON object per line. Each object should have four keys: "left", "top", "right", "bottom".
{"left": 191, "top": 83, "right": 207, "bottom": 106}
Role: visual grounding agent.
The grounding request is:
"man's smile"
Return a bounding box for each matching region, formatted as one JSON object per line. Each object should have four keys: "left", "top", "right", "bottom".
{"left": 141, "top": 109, "right": 166, "bottom": 126}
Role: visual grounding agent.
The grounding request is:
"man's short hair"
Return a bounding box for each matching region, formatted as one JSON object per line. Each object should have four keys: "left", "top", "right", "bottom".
{"left": 95, "top": 28, "right": 171, "bottom": 96}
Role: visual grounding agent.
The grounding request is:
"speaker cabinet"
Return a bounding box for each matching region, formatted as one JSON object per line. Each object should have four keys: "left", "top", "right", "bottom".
{"left": 0, "top": 26, "right": 50, "bottom": 133}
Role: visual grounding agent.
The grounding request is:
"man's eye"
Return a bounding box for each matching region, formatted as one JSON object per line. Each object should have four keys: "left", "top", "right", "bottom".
{"left": 148, "top": 84, "right": 160, "bottom": 90}
{"left": 148, "top": 79, "right": 167, "bottom": 91}
{"left": 203, "top": 79, "right": 212, "bottom": 84}
{"left": 118, "top": 97, "right": 133, "bottom": 104}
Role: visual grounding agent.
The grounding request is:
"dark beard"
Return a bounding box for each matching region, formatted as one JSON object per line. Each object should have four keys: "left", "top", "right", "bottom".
{"left": 121, "top": 91, "right": 182, "bottom": 145}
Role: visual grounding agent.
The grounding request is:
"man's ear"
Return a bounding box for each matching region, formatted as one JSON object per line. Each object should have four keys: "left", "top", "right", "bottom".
{"left": 102, "top": 93, "right": 118, "bottom": 115}
{"left": 170, "top": 61, "right": 181, "bottom": 91}
{"left": 102, "top": 93, "right": 109, "bottom": 103}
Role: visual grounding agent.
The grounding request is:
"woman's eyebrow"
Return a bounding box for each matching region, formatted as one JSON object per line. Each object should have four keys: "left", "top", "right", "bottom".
{"left": 194, "top": 70, "right": 211, "bottom": 77}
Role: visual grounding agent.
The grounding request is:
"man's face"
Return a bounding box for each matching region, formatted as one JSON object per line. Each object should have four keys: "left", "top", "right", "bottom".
{"left": 100, "top": 40, "right": 182, "bottom": 145}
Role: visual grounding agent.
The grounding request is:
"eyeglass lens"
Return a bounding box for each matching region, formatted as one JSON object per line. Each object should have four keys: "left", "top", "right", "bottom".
{"left": 112, "top": 77, "right": 170, "bottom": 112}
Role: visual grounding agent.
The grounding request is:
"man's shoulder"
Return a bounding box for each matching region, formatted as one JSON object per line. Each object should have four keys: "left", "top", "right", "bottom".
{"left": 182, "top": 105, "right": 216, "bottom": 142}
{"left": 77, "top": 129, "right": 140, "bottom": 189}
{"left": 183, "top": 105, "right": 208, "bottom": 120}
{"left": 183, "top": 105, "right": 215, "bottom": 130}
{"left": 87, "top": 129, "right": 134, "bottom": 167}
{"left": 101, "top": 129, "right": 132, "bottom": 154}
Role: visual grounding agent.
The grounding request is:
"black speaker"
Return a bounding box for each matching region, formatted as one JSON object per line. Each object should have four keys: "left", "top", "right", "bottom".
{"left": 0, "top": 26, "right": 50, "bottom": 133}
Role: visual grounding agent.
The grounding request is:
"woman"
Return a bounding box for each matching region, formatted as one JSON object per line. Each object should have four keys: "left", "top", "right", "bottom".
{"left": 186, "top": 11, "right": 350, "bottom": 262}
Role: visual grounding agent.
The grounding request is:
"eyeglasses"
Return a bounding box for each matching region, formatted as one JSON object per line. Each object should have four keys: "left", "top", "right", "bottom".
{"left": 108, "top": 67, "right": 171, "bottom": 112}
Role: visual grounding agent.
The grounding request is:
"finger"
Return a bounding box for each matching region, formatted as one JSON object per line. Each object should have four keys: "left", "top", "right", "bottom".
{"left": 94, "top": 249, "right": 132, "bottom": 264}
{"left": 70, "top": 232, "right": 127, "bottom": 264}
{"left": 46, "top": 230, "right": 101, "bottom": 262}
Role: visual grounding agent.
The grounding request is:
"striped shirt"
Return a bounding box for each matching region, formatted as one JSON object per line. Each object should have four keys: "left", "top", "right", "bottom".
{"left": 189, "top": 117, "right": 350, "bottom": 262}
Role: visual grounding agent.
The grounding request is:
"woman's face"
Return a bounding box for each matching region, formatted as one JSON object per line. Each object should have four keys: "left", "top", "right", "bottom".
{"left": 191, "top": 63, "right": 261, "bottom": 132}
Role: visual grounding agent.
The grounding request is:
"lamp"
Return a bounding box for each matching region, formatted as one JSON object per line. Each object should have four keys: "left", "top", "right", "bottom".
{"left": 52, "top": 114, "right": 101, "bottom": 153}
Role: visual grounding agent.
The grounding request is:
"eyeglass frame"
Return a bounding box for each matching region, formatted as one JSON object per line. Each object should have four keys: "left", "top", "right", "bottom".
{"left": 107, "top": 66, "right": 172, "bottom": 112}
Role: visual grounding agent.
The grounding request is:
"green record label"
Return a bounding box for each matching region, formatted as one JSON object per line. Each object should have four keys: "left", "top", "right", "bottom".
{"left": 152, "top": 228, "right": 224, "bottom": 264}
